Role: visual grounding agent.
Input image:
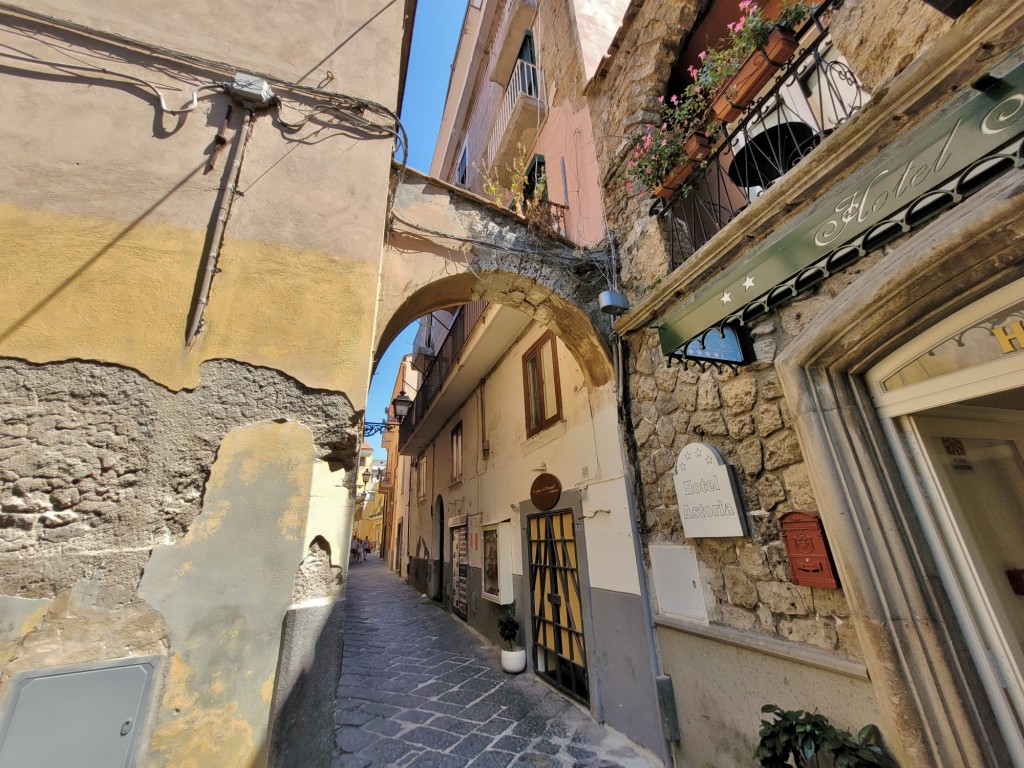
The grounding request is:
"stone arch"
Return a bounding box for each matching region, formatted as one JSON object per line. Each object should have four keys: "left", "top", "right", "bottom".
{"left": 377, "top": 171, "right": 616, "bottom": 389}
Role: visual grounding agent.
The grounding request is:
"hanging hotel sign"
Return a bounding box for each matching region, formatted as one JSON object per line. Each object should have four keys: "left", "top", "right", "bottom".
{"left": 659, "top": 59, "right": 1024, "bottom": 355}
{"left": 672, "top": 443, "right": 748, "bottom": 538}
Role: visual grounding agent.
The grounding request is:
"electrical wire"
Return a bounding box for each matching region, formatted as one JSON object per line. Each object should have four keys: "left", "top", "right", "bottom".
{"left": 389, "top": 209, "right": 611, "bottom": 285}
{"left": 0, "top": 46, "right": 226, "bottom": 113}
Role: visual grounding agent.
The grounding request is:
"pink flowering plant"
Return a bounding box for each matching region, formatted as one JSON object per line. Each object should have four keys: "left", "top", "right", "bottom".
{"left": 624, "top": 0, "right": 810, "bottom": 194}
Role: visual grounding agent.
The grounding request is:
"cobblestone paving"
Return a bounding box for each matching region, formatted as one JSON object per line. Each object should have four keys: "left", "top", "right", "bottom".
{"left": 333, "top": 559, "right": 662, "bottom": 768}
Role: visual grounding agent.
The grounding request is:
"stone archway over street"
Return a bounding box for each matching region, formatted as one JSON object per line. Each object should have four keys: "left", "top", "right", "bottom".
{"left": 376, "top": 168, "right": 616, "bottom": 389}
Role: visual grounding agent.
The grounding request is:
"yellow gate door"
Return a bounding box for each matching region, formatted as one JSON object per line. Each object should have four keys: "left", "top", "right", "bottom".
{"left": 528, "top": 509, "right": 588, "bottom": 703}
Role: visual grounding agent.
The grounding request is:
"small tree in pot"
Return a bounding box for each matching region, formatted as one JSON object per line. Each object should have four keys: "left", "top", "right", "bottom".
{"left": 498, "top": 603, "right": 527, "bottom": 674}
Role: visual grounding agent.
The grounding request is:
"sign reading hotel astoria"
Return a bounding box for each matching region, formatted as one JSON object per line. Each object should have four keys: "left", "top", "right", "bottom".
{"left": 672, "top": 443, "right": 748, "bottom": 538}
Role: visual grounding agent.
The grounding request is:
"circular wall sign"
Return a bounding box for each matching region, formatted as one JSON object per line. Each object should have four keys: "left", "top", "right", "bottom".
{"left": 530, "top": 473, "right": 562, "bottom": 511}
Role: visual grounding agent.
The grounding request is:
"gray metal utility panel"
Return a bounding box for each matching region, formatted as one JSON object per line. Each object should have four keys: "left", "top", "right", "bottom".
{"left": 0, "top": 656, "right": 159, "bottom": 768}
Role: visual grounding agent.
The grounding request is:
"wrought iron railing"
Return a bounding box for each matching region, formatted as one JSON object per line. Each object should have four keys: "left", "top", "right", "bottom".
{"left": 651, "top": 3, "right": 868, "bottom": 254}
{"left": 399, "top": 300, "right": 489, "bottom": 446}
{"left": 486, "top": 58, "right": 544, "bottom": 168}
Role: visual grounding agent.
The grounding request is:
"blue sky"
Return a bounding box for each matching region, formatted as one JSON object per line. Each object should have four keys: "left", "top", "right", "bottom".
{"left": 365, "top": 1, "right": 466, "bottom": 457}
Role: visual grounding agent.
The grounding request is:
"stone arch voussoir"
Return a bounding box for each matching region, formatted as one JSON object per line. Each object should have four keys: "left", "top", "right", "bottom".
{"left": 378, "top": 171, "right": 615, "bottom": 388}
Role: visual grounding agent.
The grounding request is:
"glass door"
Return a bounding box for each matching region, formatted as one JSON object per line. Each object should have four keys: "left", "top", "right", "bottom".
{"left": 869, "top": 276, "right": 1024, "bottom": 764}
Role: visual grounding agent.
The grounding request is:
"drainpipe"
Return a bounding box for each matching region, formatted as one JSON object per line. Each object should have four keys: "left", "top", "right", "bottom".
{"left": 614, "top": 323, "right": 679, "bottom": 764}
{"left": 185, "top": 107, "right": 254, "bottom": 346}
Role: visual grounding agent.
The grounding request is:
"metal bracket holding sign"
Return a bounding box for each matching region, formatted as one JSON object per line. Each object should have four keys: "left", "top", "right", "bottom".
{"left": 672, "top": 443, "right": 748, "bottom": 538}
{"left": 667, "top": 324, "right": 754, "bottom": 373}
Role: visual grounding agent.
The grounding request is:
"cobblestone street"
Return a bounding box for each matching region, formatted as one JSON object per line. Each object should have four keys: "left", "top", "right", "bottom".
{"left": 333, "top": 559, "right": 662, "bottom": 768}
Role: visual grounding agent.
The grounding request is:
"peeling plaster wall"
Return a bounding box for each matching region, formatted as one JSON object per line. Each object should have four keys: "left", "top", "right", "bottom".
{"left": 140, "top": 420, "right": 316, "bottom": 768}
{"left": 0, "top": 358, "right": 355, "bottom": 765}
{"left": 0, "top": 0, "right": 407, "bottom": 764}
{"left": 0, "top": 358, "right": 355, "bottom": 602}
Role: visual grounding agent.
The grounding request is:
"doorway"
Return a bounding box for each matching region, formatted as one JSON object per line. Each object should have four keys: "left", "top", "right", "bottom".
{"left": 527, "top": 508, "right": 589, "bottom": 703}
{"left": 432, "top": 495, "right": 444, "bottom": 602}
{"left": 870, "top": 277, "right": 1024, "bottom": 764}
{"left": 452, "top": 525, "right": 468, "bottom": 620}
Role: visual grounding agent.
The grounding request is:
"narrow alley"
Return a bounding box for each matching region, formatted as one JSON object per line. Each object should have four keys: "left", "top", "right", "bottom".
{"left": 333, "top": 560, "right": 662, "bottom": 768}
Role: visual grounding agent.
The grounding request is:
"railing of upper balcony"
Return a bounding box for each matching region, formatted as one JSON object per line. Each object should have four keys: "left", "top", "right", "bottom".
{"left": 525, "top": 199, "right": 568, "bottom": 238}
{"left": 399, "top": 300, "right": 489, "bottom": 446}
{"left": 650, "top": 3, "right": 868, "bottom": 254}
{"left": 486, "top": 58, "right": 544, "bottom": 168}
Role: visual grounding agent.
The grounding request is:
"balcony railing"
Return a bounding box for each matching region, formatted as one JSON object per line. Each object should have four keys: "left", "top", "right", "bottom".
{"left": 486, "top": 58, "right": 545, "bottom": 169}
{"left": 399, "top": 300, "right": 489, "bottom": 446}
{"left": 651, "top": 4, "right": 868, "bottom": 253}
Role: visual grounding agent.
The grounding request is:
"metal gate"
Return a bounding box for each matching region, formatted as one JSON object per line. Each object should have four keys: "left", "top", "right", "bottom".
{"left": 527, "top": 509, "right": 588, "bottom": 703}
{"left": 452, "top": 526, "right": 468, "bottom": 620}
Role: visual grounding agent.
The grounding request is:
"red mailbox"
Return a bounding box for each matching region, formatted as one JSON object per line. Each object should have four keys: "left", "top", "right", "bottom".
{"left": 779, "top": 511, "right": 840, "bottom": 590}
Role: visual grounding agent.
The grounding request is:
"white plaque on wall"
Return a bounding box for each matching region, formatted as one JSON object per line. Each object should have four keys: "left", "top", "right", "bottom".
{"left": 672, "top": 442, "right": 748, "bottom": 538}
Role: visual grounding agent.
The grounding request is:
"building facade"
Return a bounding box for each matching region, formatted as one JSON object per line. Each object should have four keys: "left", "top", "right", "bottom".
{"left": 382, "top": 0, "right": 674, "bottom": 759}
{"left": 588, "top": 0, "right": 1024, "bottom": 765}
{"left": 0, "top": 1, "right": 413, "bottom": 765}
{"left": 395, "top": 301, "right": 667, "bottom": 759}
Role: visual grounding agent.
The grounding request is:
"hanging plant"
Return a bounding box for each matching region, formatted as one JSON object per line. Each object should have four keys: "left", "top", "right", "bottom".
{"left": 624, "top": 0, "right": 810, "bottom": 196}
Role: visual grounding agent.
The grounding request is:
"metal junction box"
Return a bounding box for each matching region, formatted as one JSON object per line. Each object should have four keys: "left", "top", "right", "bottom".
{"left": 0, "top": 656, "right": 160, "bottom": 768}
{"left": 780, "top": 511, "right": 840, "bottom": 590}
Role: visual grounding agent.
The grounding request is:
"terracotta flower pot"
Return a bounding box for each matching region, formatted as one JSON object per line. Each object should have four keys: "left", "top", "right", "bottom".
{"left": 711, "top": 27, "right": 800, "bottom": 124}
{"left": 652, "top": 133, "right": 714, "bottom": 198}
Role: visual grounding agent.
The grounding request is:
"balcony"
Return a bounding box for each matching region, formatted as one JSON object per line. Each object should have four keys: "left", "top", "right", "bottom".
{"left": 486, "top": 58, "right": 547, "bottom": 173}
{"left": 399, "top": 301, "right": 532, "bottom": 455}
{"left": 651, "top": 4, "right": 868, "bottom": 253}
{"left": 490, "top": 0, "right": 537, "bottom": 87}
{"left": 400, "top": 300, "right": 488, "bottom": 449}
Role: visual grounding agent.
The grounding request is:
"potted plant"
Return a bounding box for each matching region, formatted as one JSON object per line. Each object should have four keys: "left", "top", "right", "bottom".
{"left": 624, "top": 90, "right": 718, "bottom": 199}
{"left": 497, "top": 602, "right": 526, "bottom": 674}
{"left": 623, "top": 0, "right": 810, "bottom": 198}
{"left": 754, "top": 704, "right": 897, "bottom": 768}
{"left": 708, "top": 0, "right": 810, "bottom": 123}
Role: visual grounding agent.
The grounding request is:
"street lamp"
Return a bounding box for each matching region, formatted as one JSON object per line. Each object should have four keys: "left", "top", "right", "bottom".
{"left": 361, "top": 469, "right": 371, "bottom": 485}
{"left": 363, "top": 390, "right": 414, "bottom": 437}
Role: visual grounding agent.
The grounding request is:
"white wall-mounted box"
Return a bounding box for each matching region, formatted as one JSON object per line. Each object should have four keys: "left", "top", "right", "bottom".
{"left": 482, "top": 521, "right": 513, "bottom": 604}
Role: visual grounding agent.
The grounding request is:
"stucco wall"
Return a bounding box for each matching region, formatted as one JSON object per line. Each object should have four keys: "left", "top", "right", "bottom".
{"left": 656, "top": 622, "right": 880, "bottom": 768}
{"left": 0, "top": 0, "right": 408, "bottom": 762}
{"left": 13, "top": 0, "right": 405, "bottom": 106}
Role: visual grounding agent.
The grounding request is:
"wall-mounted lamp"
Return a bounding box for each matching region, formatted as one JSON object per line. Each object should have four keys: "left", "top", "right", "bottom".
{"left": 392, "top": 390, "right": 413, "bottom": 419}
{"left": 364, "top": 389, "right": 415, "bottom": 437}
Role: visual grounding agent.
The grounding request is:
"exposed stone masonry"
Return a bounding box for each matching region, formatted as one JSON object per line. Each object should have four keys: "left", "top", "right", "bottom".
{"left": 627, "top": 314, "right": 859, "bottom": 657}
{"left": 578, "top": 0, "right": 940, "bottom": 660}
{"left": 0, "top": 357, "right": 357, "bottom": 602}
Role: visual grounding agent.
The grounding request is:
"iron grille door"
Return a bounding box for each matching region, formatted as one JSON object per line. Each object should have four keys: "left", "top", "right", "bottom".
{"left": 528, "top": 510, "right": 588, "bottom": 703}
{"left": 452, "top": 526, "right": 468, "bottom": 620}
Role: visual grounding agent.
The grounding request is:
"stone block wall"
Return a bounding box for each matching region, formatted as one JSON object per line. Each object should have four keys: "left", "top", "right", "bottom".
{"left": 587, "top": 0, "right": 868, "bottom": 641}
{"left": 626, "top": 307, "right": 860, "bottom": 657}
{"left": 537, "top": 0, "right": 587, "bottom": 111}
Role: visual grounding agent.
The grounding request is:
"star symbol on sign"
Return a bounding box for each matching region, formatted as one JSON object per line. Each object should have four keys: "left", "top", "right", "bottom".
{"left": 721, "top": 291, "right": 732, "bottom": 304}
{"left": 742, "top": 275, "right": 755, "bottom": 290}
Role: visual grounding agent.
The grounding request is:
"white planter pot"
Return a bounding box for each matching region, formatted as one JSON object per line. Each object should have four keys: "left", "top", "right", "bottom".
{"left": 500, "top": 648, "right": 527, "bottom": 674}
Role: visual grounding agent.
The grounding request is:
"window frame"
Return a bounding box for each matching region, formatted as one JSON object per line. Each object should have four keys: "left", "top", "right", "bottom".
{"left": 454, "top": 140, "right": 469, "bottom": 187}
{"left": 522, "top": 330, "right": 563, "bottom": 438}
{"left": 415, "top": 453, "right": 426, "bottom": 501}
{"left": 451, "top": 422, "right": 463, "bottom": 484}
